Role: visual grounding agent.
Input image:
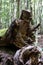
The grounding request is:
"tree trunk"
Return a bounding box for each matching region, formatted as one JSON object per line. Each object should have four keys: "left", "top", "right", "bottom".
{"left": 0, "top": 10, "right": 40, "bottom": 48}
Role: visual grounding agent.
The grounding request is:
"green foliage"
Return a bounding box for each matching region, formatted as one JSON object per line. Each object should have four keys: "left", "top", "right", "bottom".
{"left": 0, "top": 0, "right": 14, "bottom": 28}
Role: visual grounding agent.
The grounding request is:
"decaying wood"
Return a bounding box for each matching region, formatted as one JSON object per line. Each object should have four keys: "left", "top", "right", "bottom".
{"left": 0, "top": 19, "right": 40, "bottom": 48}
{"left": 20, "top": 10, "right": 32, "bottom": 21}
{"left": 0, "top": 51, "right": 14, "bottom": 65}
{"left": 0, "top": 10, "right": 42, "bottom": 65}
{"left": 0, "top": 46, "right": 42, "bottom": 65}
{"left": 0, "top": 10, "right": 40, "bottom": 48}
{"left": 14, "top": 46, "right": 43, "bottom": 65}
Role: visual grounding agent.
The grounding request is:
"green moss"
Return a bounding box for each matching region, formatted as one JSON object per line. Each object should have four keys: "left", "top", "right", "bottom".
{"left": 0, "top": 28, "right": 8, "bottom": 37}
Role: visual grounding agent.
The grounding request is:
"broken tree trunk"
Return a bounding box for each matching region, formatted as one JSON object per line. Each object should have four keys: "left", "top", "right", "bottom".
{"left": 0, "top": 10, "right": 40, "bottom": 48}
{"left": 0, "top": 19, "right": 40, "bottom": 48}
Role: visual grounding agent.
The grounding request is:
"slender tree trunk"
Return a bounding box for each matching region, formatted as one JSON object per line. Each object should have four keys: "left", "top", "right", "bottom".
{"left": 39, "top": 0, "right": 42, "bottom": 33}
{"left": 16, "top": 0, "right": 20, "bottom": 18}
{"left": 34, "top": 0, "right": 35, "bottom": 23}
